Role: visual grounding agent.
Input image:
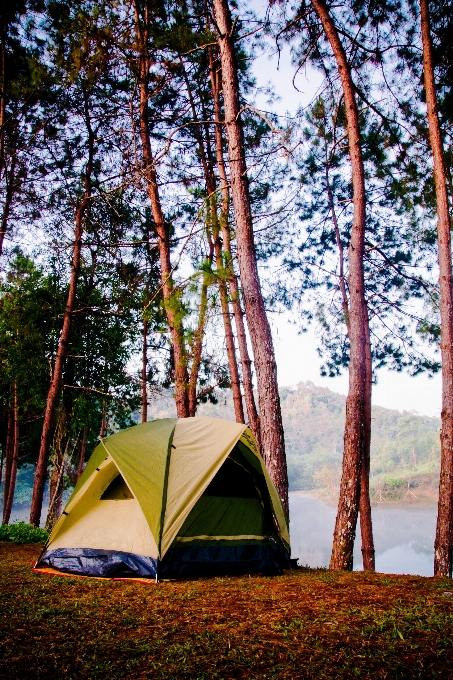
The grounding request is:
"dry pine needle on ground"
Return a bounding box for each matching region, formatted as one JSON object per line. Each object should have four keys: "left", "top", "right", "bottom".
{"left": 1, "top": 543, "right": 452, "bottom": 679}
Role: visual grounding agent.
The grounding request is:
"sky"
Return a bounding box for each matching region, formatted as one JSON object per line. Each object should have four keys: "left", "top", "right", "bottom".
{"left": 248, "top": 15, "right": 442, "bottom": 419}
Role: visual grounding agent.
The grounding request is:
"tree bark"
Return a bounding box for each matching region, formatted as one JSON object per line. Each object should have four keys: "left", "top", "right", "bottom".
{"left": 176, "top": 67, "right": 212, "bottom": 417}
{"left": 188, "top": 251, "right": 212, "bottom": 417}
{"left": 360, "top": 307, "right": 375, "bottom": 570}
{"left": 212, "top": 222, "right": 245, "bottom": 422}
{"left": 208, "top": 47, "right": 260, "bottom": 443}
{"left": 214, "top": 0, "right": 286, "bottom": 507}
{"left": 77, "top": 428, "right": 87, "bottom": 481}
{"left": 309, "top": 0, "right": 368, "bottom": 570}
{"left": 0, "top": 416, "right": 4, "bottom": 487}
{"left": 29, "top": 97, "right": 94, "bottom": 527}
{"left": 45, "top": 403, "right": 69, "bottom": 531}
{"left": 326, "top": 163, "right": 349, "bottom": 326}
{"left": 214, "top": 1, "right": 286, "bottom": 507}
{"left": 45, "top": 440, "right": 68, "bottom": 532}
{"left": 1, "top": 407, "right": 12, "bottom": 524}
{"left": 327, "top": 161, "right": 374, "bottom": 570}
{"left": 142, "top": 317, "right": 148, "bottom": 423}
{"left": 133, "top": 0, "right": 189, "bottom": 418}
{"left": 99, "top": 400, "right": 107, "bottom": 439}
{"left": 2, "top": 388, "right": 18, "bottom": 526}
{"left": 420, "top": 0, "right": 453, "bottom": 578}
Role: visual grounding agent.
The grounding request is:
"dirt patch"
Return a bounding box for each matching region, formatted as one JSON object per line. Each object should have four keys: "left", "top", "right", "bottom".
{"left": 1, "top": 543, "right": 453, "bottom": 678}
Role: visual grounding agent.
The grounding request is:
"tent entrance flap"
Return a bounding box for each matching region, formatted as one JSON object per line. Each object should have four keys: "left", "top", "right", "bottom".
{"left": 160, "top": 443, "right": 290, "bottom": 577}
{"left": 175, "top": 449, "right": 269, "bottom": 541}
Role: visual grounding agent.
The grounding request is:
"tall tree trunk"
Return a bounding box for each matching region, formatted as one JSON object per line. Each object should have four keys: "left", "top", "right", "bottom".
{"left": 310, "top": 0, "right": 368, "bottom": 570}
{"left": 2, "top": 389, "right": 18, "bottom": 525}
{"left": 360, "top": 308, "right": 375, "bottom": 570}
{"left": 177, "top": 61, "right": 213, "bottom": 417}
{"left": 208, "top": 45, "right": 260, "bottom": 444}
{"left": 1, "top": 406, "right": 12, "bottom": 524}
{"left": 209, "top": 50, "right": 261, "bottom": 440}
{"left": 142, "top": 317, "right": 148, "bottom": 423}
{"left": 45, "top": 404, "right": 69, "bottom": 531}
{"left": 99, "top": 400, "right": 107, "bottom": 439}
{"left": 188, "top": 250, "right": 212, "bottom": 417}
{"left": 0, "top": 417, "right": 4, "bottom": 487}
{"left": 29, "top": 97, "right": 94, "bottom": 527}
{"left": 77, "top": 428, "right": 87, "bottom": 481}
{"left": 133, "top": 0, "right": 189, "bottom": 418}
{"left": 175, "top": 67, "right": 212, "bottom": 417}
{"left": 180, "top": 56, "right": 245, "bottom": 422}
{"left": 212, "top": 220, "right": 245, "bottom": 422}
{"left": 327, "top": 162, "right": 374, "bottom": 570}
{"left": 213, "top": 1, "right": 288, "bottom": 510}
{"left": 45, "top": 440, "right": 68, "bottom": 532}
{"left": 420, "top": 0, "right": 453, "bottom": 578}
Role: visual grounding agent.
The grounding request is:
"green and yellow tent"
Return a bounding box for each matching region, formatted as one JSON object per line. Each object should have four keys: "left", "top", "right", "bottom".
{"left": 36, "top": 417, "right": 290, "bottom": 579}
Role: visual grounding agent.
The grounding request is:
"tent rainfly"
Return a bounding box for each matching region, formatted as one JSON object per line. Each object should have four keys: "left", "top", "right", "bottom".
{"left": 36, "top": 417, "right": 290, "bottom": 579}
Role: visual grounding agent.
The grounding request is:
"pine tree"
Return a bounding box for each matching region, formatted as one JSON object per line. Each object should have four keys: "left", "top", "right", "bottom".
{"left": 30, "top": 0, "right": 129, "bottom": 525}
{"left": 212, "top": 0, "right": 289, "bottom": 513}
{"left": 419, "top": 0, "right": 453, "bottom": 578}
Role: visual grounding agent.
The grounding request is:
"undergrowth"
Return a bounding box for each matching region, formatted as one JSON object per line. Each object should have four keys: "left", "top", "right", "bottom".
{"left": 0, "top": 522, "right": 48, "bottom": 544}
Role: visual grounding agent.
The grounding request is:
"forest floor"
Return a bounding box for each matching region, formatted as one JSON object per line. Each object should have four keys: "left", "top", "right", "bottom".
{"left": 1, "top": 543, "right": 453, "bottom": 679}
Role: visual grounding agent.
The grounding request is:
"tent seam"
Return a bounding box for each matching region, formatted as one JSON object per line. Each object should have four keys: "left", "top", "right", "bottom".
{"left": 157, "top": 424, "right": 177, "bottom": 560}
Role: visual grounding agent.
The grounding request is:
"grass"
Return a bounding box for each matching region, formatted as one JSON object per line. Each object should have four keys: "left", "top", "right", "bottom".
{"left": 1, "top": 543, "right": 453, "bottom": 679}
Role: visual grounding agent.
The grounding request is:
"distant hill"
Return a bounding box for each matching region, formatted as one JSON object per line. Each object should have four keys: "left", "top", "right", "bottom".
{"left": 149, "top": 382, "right": 441, "bottom": 503}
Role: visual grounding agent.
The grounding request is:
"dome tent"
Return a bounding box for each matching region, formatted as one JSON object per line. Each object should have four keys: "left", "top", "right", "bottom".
{"left": 36, "top": 417, "right": 290, "bottom": 579}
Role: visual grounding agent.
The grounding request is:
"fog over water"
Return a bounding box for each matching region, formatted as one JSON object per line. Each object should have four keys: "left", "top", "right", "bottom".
{"left": 289, "top": 493, "right": 436, "bottom": 576}
{"left": 9, "top": 481, "right": 71, "bottom": 527}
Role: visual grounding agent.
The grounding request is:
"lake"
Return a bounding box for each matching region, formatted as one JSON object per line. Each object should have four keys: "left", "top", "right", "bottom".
{"left": 9, "top": 491, "right": 437, "bottom": 577}
{"left": 290, "top": 493, "right": 437, "bottom": 576}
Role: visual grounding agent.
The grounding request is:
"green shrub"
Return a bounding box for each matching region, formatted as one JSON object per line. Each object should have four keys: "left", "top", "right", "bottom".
{"left": 385, "top": 478, "right": 403, "bottom": 489}
{"left": 0, "top": 522, "right": 49, "bottom": 544}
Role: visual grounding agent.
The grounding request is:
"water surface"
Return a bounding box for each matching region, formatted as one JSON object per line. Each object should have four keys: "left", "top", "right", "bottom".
{"left": 289, "top": 493, "right": 437, "bottom": 576}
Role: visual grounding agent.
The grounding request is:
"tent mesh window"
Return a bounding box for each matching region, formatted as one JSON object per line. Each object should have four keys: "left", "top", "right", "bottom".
{"left": 202, "top": 457, "right": 260, "bottom": 498}
{"left": 100, "top": 474, "right": 134, "bottom": 500}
